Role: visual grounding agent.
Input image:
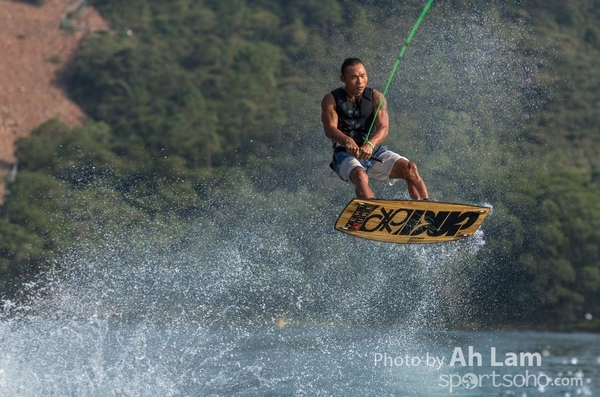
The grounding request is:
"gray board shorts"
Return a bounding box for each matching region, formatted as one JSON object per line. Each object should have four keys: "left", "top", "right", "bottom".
{"left": 330, "top": 145, "right": 407, "bottom": 185}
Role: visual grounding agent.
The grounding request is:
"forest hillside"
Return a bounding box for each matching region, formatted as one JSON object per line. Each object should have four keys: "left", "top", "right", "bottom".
{"left": 1, "top": 0, "right": 599, "bottom": 331}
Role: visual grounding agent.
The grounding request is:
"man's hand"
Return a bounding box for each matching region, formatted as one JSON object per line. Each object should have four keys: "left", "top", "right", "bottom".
{"left": 359, "top": 142, "right": 374, "bottom": 159}
{"left": 345, "top": 140, "right": 374, "bottom": 160}
{"left": 344, "top": 138, "right": 361, "bottom": 158}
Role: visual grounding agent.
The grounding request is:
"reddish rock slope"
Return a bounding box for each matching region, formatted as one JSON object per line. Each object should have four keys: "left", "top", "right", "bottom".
{"left": 0, "top": 0, "right": 109, "bottom": 203}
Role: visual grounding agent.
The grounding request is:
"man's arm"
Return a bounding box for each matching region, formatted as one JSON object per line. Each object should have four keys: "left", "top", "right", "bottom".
{"left": 365, "top": 89, "right": 389, "bottom": 147}
{"left": 321, "top": 94, "right": 361, "bottom": 157}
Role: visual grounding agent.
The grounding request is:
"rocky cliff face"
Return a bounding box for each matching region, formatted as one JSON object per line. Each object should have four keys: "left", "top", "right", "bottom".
{"left": 0, "top": 0, "right": 109, "bottom": 203}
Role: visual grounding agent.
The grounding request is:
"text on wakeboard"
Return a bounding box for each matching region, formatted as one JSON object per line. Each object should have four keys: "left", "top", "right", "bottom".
{"left": 343, "top": 203, "right": 484, "bottom": 237}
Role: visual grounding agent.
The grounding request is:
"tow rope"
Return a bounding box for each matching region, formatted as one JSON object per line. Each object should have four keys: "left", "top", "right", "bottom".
{"left": 365, "top": 0, "right": 435, "bottom": 140}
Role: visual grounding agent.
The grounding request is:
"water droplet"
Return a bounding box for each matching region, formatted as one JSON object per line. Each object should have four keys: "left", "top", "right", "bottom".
{"left": 570, "top": 357, "right": 578, "bottom": 365}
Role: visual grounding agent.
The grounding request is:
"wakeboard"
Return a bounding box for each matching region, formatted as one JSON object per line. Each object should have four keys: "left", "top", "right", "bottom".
{"left": 335, "top": 198, "right": 490, "bottom": 244}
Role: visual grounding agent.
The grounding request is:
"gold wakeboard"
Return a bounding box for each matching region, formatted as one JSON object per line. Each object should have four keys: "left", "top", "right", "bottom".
{"left": 335, "top": 199, "right": 490, "bottom": 244}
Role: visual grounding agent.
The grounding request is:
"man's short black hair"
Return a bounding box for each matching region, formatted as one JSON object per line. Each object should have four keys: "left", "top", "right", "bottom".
{"left": 340, "top": 57, "right": 364, "bottom": 76}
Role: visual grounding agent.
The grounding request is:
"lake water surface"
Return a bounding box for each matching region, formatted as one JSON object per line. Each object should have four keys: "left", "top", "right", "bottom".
{"left": 1, "top": 217, "right": 597, "bottom": 396}
{"left": 1, "top": 317, "right": 598, "bottom": 396}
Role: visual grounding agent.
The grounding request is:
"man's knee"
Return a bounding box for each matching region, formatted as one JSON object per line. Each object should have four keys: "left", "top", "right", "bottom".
{"left": 349, "top": 167, "right": 369, "bottom": 184}
{"left": 391, "top": 159, "right": 416, "bottom": 179}
{"left": 406, "top": 161, "right": 420, "bottom": 179}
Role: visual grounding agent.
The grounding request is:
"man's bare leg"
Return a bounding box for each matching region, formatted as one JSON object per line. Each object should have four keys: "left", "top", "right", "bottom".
{"left": 389, "top": 158, "right": 429, "bottom": 200}
{"left": 349, "top": 167, "right": 375, "bottom": 199}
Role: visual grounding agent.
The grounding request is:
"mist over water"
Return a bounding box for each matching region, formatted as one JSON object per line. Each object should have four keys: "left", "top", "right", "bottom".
{"left": 1, "top": 204, "right": 596, "bottom": 396}
{"left": 0, "top": 189, "right": 489, "bottom": 395}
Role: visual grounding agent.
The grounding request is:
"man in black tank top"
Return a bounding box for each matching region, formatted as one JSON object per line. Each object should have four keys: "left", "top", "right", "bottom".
{"left": 321, "top": 57, "right": 429, "bottom": 200}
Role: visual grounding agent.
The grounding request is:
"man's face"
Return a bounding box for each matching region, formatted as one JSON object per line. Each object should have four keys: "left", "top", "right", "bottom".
{"left": 341, "top": 63, "right": 368, "bottom": 97}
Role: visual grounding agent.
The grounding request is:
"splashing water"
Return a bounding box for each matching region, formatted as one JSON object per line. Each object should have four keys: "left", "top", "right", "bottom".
{"left": 1, "top": 204, "right": 596, "bottom": 396}
{"left": 0, "top": 189, "right": 490, "bottom": 395}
